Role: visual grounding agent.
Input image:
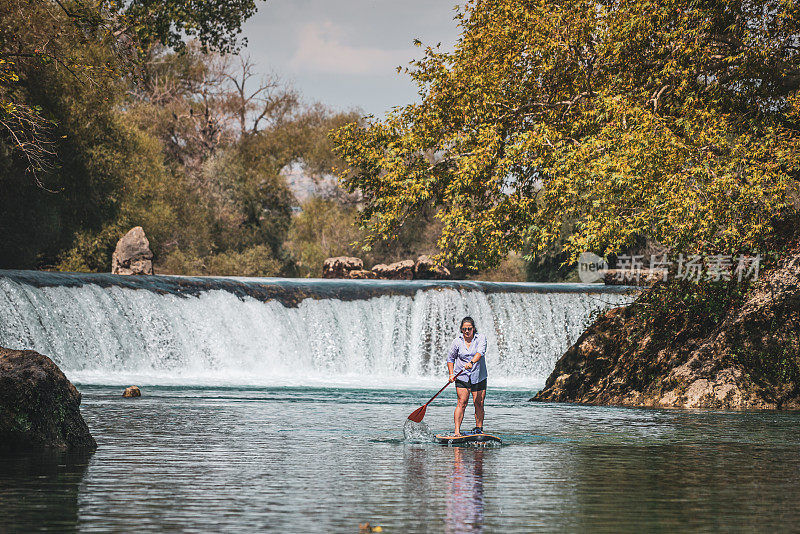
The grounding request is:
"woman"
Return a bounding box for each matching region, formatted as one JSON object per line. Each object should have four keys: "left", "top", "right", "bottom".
{"left": 447, "top": 316, "right": 487, "bottom": 436}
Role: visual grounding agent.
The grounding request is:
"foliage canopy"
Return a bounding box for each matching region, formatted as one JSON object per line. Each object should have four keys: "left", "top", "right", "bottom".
{"left": 0, "top": 1, "right": 362, "bottom": 275}
{"left": 333, "top": 0, "right": 800, "bottom": 270}
{"left": 0, "top": 0, "right": 259, "bottom": 182}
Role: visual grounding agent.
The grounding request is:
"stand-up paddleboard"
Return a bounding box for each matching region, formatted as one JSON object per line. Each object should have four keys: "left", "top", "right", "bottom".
{"left": 435, "top": 433, "right": 502, "bottom": 445}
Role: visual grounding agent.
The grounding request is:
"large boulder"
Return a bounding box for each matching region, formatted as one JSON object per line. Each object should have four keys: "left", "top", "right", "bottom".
{"left": 0, "top": 347, "right": 97, "bottom": 451}
{"left": 372, "top": 260, "right": 415, "bottom": 280}
{"left": 322, "top": 257, "right": 363, "bottom": 278}
{"left": 533, "top": 256, "right": 800, "bottom": 410}
{"left": 112, "top": 226, "right": 153, "bottom": 275}
{"left": 413, "top": 255, "right": 451, "bottom": 280}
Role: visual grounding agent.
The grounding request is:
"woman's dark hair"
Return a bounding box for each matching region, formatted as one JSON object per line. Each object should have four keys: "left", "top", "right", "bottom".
{"left": 460, "top": 316, "right": 477, "bottom": 334}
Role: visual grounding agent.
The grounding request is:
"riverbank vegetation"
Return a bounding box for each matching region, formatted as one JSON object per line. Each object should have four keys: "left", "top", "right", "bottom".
{"left": 333, "top": 0, "right": 800, "bottom": 273}
{"left": 1, "top": 0, "right": 475, "bottom": 278}
{"left": 7, "top": 0, "right": 800, "bottom": 288}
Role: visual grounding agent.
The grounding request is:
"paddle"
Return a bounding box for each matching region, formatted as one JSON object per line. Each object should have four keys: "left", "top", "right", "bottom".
{"left": 407, "top": 368, "right": 467, "bottom": 423}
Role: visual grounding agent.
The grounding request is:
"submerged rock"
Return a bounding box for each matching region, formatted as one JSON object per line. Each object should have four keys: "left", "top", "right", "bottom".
{"left": 112, "top": 226, "right": 154, "bottom": 275}
{"left": 534, "top": 257, "right": 800, "bottom": 410}
{"left": 123, "top": 386, "right": 141, "bottom": 397}
{"left": 322, "top": 256, "right": 363, "bottom": 278}
{"left": 0, "top": 347, "right": 97, "bottom": 451}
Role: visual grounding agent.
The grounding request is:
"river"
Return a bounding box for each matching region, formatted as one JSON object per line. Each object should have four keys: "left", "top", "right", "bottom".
{"left": 2, "top": 272, "right": 797, "bottom": 531}
{"left": 3, "top": 386, "right": 800, "bottom": 531}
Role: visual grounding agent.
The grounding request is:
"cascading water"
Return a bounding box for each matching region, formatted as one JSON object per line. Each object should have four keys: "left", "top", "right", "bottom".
{"left": 0, "top": 270, "right": 634, "bottom": 388}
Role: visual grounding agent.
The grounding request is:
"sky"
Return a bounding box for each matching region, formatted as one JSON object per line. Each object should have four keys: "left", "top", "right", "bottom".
{"left": 240, "top": 0, "right": 461, "bottom": 117}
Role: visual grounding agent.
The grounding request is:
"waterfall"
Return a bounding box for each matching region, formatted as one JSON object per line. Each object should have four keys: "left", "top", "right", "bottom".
{"left": 0, "top": 271, "right": 633, "bottom": 388}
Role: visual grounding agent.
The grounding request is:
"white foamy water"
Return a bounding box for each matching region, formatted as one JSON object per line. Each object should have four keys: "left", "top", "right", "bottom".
{"left": 0, "top": 273, "right": 632, "bottom": 388}
{"left": 403, "top": 419, "right": 434, "bottom": 442}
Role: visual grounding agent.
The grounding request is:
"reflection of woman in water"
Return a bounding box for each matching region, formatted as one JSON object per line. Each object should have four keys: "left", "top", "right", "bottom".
{"left": 447, "top": 316, "right": 487, "bottom": 436}
{"left": 446, "top": 447, "right": 485, "bottom": 533}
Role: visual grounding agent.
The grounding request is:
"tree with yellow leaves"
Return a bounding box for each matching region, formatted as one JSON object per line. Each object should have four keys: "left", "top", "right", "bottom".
{"left": 333, "top": 0, "right": 800, "bottom": 270}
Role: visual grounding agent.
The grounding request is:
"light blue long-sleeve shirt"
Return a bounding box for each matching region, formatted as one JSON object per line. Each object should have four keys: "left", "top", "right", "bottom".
{"left": 447, "top": 332, "right": 488, "bottom": 384}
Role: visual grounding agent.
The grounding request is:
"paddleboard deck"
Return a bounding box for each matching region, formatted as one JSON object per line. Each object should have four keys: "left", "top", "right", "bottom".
{"left": 435, "top": 433, "right": 502, "bottom": 445}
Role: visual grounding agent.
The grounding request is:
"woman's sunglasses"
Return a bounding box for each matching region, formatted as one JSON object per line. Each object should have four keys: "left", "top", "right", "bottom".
{"left": 461, "top": 327, "right": 474, "bottom": 332}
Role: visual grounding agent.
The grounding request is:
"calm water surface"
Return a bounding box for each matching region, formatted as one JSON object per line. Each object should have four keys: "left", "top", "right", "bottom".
{"left": 2, "top": 386, "right": 799, "bottom": 532}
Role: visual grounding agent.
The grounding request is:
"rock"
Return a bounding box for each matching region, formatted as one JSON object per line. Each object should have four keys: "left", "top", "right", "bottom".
{"left": 347, "top": 269, "right": 377, "bottom": 279}
{"left": 122, "top": 386, "right": 141, "bottom": 398}
{"left": 413, "top": 255, "right": 451, "bottom": 280}
{"left": 0, "top": 347, "right": 97, "bottom": 452}
{"left": 533, "top": 256, "right": 800, "bottom": 410}
{"left": 322, "top": 257, "right": 363, "bottom": 278}
{"left": 371, "top": 264, "right": 389, "bottom": 277}
{"left": 112, "top": 226, "right": 154, "bottom": 275}
{"left": 372, "top": 260, "right": 415, "bottom": 280}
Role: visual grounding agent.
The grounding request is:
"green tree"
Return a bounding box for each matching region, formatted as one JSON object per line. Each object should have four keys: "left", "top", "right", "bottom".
{"left": 333, "top": 0, "right": 800, "bottom": 271}
{"left": 0, "top": 0, "right": 264, "bottom": 269}
{"left": 0, "top": 1, "right": 182, "bottom": 269}
{"left": 1, "top": 0, "right": 261, "bottom": 184}
{"left": 201, "top": 143, "right": 296, "bottom": 256}
{"left": 127, "top": 45, "right": 362, "bottom": 276}
{"left": 286, "top": 198, "right": 363, "bottom": 277}
{"left": 120, "top": 0, "right": 258, "bottom": 54}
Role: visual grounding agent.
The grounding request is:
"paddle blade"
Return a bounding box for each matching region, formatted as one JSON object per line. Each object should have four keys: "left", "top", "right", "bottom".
{"left": 407, "top": 404, "right": 427, "bottom": 423}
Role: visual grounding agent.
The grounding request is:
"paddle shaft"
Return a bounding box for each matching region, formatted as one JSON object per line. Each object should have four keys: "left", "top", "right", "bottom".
{"left": 423, "top": 368, "right": 466, "bottom": 408}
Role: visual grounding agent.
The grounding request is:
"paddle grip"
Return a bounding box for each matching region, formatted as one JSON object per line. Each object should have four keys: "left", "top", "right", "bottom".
{"left": 425, "top": 368, "right": 467, "bottom": 407}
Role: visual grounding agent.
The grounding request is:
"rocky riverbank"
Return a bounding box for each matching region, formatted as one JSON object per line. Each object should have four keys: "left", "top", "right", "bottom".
{"left": 533, "top": 257, "right": 800, "bottom": 410}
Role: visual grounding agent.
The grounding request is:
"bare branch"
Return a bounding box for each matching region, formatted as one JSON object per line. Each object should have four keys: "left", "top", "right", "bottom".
{"left": 221, "top": 55, "right": 298, "bottom": 134}
{"left": 650, "top": 84, "right": 672, "bottom": 112}
{"left": 0, "top": 102, "right": 60, "bottom": 191}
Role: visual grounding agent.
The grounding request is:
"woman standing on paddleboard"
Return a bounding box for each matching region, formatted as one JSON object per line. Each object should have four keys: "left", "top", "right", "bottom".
{"left": 447, "top": 316, "right": 487, "bottom": 436}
